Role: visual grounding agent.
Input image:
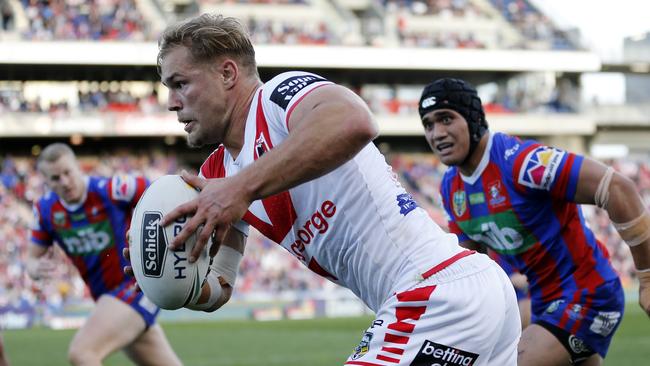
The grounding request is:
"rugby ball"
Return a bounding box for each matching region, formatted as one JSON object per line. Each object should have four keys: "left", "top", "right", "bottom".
{"left": 129, "top": 175, "right": 211, "bottom": 310}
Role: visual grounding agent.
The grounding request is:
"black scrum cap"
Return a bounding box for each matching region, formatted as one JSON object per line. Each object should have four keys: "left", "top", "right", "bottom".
{"left": 419, "top": 78, "right": 488, "bottom": 158}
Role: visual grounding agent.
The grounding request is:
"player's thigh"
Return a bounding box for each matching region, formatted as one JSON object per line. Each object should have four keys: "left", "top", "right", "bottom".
{"left": 346, "top": 259, "right": 518, "bottom": 366}
{"left": 123, "top": 324, "right": 182, "bottom": 366}
{"left": 70, "top": 295, "right": 147, "bottom": 358}
{"left": 518, "top": 324, "right": 572, "bottom": 366}
{"left": 485, "top": 263, "right": 522, "bottom": 365}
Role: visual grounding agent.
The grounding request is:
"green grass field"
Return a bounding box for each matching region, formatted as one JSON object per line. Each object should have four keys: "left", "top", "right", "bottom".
{"left": 4, "top": 303, "right": 650, "bottom": 365}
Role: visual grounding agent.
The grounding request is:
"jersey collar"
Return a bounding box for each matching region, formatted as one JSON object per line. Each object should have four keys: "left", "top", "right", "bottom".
{"left": 460, "top": 132, "right": 493, "bottom": 185}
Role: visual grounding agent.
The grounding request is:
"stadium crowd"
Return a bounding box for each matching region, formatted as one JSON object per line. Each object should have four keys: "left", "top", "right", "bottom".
{"left": 488, "top": 0, "right": 575, "bottom": 50}
{"left": 0, "top": 0, "right": 576, "bottom": 50}
{"left": 0, "top": 84, "right": 164, "bottom": 115}
{"left": 20, "top": 0, "right": 153, "bottom": 41}
{"left": 1, "top": 150, "right": 647, "bottom": 327}
{"left": 0, "top": 78, "right": 579, "bottom": 118}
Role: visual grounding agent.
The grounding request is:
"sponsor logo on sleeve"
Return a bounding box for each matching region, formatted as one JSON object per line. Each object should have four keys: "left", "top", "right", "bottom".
{"left": 517, "top": 146, "right": 565, "bottom": 190}
{"left": 270, "top": 75, "right": 327, "bottom": 110}
{"left": 452, "top": 191, "right": 467, "bottom": 217}
{"left": 111, "top": 175, "right": 137, "bottom": 201}
{"left": 589, "top": 311, "right": 621, "bottom": 337}
{"left": 397, "top": 193, "right": 418, "bottom": 216}
{"left": 410, "top": 340, "right": 479, "bottom": 366}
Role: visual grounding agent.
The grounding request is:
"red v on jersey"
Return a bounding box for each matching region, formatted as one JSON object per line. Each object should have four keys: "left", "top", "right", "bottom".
{"left": 243, "top": 91, "right": 298, "bottom": 243}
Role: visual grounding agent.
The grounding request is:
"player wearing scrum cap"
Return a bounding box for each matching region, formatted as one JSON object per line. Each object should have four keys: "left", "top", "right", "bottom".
{"left": 420, "top": 78, "right": 650, "bottom": 366}
{"left": 125, "top": 13, "right": 523, "bottom": 365}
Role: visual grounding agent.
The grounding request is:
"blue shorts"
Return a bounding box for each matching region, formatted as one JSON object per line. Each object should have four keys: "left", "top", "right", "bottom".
{"left": 107, "top": 279, "right": 160, "bottom": 328}
{"left": 531, "top": 278, "right": 625, "bottom": 358}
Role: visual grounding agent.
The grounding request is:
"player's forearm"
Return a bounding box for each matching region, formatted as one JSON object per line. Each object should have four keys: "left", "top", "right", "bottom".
{"left": 186, "top": 239, "right": 244, "bottom": 312}
{"left": 25, "top": 257, "right": 41, "bottom": 280}
{"left": 25, "top": 244, "right": 49, "bottom": 279}
{"left": 189, "top": 280, "right": 233, "bottom": 313}
{"left": 607, "top": 175, "right": 650, "bottom": 270}
{"left": 236, "top": 100, "right": 377, "bottom": 201}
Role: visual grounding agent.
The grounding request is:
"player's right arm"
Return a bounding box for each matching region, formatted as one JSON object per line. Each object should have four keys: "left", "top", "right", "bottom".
{"left": 25, "top": 243, "right": 56, "bottom": 280}
{"left": 27, "top": 203, "right": 57, "bottom": 280}
{"left": 513, "top": 143, "right": 650, "bottom": 315}
{"left": 186, "top": 229, "right": 246, "bottom": 312}
{"left": 572, "top": 157, "right": 650, "bottom": 315}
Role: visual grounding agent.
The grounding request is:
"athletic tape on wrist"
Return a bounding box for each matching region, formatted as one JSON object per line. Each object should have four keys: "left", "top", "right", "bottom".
{"left": 211, "top": 245, "right": 243, "bottom": 287}
{"left": 186, "top": 270, "right": 222, "bottom": 311}
{"left": 594, "top": 167, "right": 615, "bottom": 210}
{"left": 613, "top": 211, "right": 650, "bottom": 247}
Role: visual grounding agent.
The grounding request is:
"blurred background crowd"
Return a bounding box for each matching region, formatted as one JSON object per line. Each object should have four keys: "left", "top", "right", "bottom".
{"left": 0, "top": 0, "right": 575, "bottom": 49}
{"left": 1, "top": 150, "right": 648, "bottom": 325}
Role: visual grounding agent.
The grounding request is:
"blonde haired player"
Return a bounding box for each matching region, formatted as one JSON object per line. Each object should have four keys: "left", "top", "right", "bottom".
{"left": 125, "top": 13, "right": 523, "bottom": 365}
{"left": 29, "top": 143, "right": 181, "bottom": 366}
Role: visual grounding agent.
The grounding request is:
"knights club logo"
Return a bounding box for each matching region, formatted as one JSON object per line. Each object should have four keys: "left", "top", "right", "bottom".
{"left": 487, "top": 181, "right": 506, "bottom": 207}
{"left": 53, "top": 211, "right": 67, "bottom": 227}
{"left": 254, "top": 133, "right": 270, "bottom": 159}
{"left": 452, "top": 191, "right": 467, "bottom": 217}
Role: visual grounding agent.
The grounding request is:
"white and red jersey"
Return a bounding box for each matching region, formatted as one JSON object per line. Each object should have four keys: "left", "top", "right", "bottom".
{"left": 200, "top": 72, "right": 463, "bottom": 311}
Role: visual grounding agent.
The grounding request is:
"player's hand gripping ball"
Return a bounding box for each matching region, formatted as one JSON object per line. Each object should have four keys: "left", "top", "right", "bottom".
{"left": 129, "top": 175, "right": 211, "bottom": 309}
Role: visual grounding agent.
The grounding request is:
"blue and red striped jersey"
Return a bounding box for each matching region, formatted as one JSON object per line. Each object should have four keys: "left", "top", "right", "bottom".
{"left": 440, "top": 133, "right": 617, "bottom": 306}
{"left": 31, "top": 175, "right": 148, "bottom": 300}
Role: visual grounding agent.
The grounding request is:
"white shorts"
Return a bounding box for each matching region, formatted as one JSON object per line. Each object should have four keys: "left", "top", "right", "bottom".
{"left": 345, "top": 252, "right": 520, "bottom": 366}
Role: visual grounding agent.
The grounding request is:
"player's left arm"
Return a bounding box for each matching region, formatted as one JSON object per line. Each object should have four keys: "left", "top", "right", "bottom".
{"left": 573, "top": 157, "right": 650, "bottom": 315}
{"left": 239, "top": 83, "right": 377, "bottom": 200}
{"left": 165, "top": 84, "right": 377, "bottom": 255}
{"left": 185, "top": 229, "right": 246, "bottom": 312}
{"left": 109, "top": 175, "right": 149, "bottom": 209}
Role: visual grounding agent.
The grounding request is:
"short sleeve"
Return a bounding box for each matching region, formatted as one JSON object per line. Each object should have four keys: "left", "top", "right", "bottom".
{"left": 261, "top": 72, "right": 332, "bottom": 134}
{"left": 31, "top": 202, "right": 53, "bottom": 247}
{"left": 512, "top": 143, "right": 584, "bottom": 201}
{"left": 109, "top": 175, "right": 148, "bottom": 207}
